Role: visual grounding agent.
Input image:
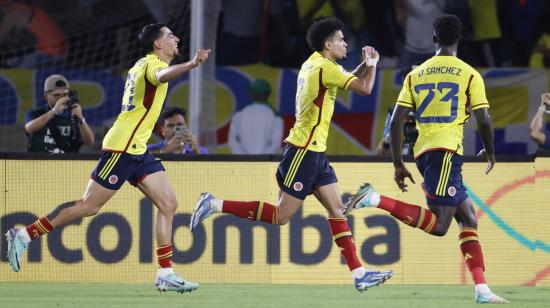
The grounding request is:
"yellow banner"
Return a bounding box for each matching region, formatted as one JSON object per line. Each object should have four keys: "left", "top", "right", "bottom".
{"left": 1, "top": 158, "right": 548, "bottom": 286}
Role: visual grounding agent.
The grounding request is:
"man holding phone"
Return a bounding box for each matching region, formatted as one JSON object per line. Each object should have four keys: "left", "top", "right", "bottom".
{"left": 148, "top": 107, "right": 208, "bottom": 154}
{"left": 25, "top": 74, "right": 95, "bottom": 153}
{"left": 529, "top": 93, "right": 550, "bottom": 150}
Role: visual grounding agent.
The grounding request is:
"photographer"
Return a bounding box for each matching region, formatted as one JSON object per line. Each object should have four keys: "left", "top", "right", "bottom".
{"left": 24, "top": 74, "right": 95, "bottom": 153}
{"left": 376, "top": 65, "right": 419, "bottom": 156}
{"left": 528, "top": 93, "right": 550, "bottom": 150}
{"left": 148, "top": 107, "right": 207, "bottom": 155}
{"left": 376, "top": 108, "right": 418, "bottom": 156}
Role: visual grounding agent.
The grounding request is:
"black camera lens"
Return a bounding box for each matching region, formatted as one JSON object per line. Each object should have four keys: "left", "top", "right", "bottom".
{"left": 68, "top": 90, "right": 79, "bottom": 106}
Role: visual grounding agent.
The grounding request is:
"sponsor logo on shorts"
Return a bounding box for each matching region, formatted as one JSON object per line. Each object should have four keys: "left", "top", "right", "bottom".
{"left": 293, "top": 182, "right": 303, "bottom": 192}
{"left": 109, "top": 175, "right": 119, "bottom": 185}
{"left": 448, "top": 186, "right": 456, "bottom": 197}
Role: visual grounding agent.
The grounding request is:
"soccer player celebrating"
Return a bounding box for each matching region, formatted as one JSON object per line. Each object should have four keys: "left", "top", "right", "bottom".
{"left": 345, "top": 14, "right": 510, "bottom": 304}
{"left": 190, "top": 17, "right": 393, "bottom": 292}
{"left": 5, "top": 24, "right": 210, "bottom": 293}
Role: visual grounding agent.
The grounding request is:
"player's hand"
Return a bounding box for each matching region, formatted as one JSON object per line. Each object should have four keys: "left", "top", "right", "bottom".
{"left": 192, "top": 48, "right": 211, "bottom": 66}
{"left": 362, "top": 46, "right": 379, "bottom": 66}
{"left": 71, "top": 103, "right": 83, "bottom": 120}
{"left": 394, "top": 163, "right": 415, "bottom": 192}
{"left": 165, "top": 135, "right": 185, "bottom": 153}
{"left": 477, "top": 148, "right": 495, "bottom": 174}
{"left": 541, "top": 93, "right": 550, "bottom": 108}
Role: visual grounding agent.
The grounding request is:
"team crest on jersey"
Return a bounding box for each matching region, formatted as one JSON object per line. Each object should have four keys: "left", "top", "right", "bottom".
{"left": 109, "top": 175, "right": 119, "bottom": 185}
{"left": 448, "top": 186, "right": 456, "bottom": 197}
{"left": 293, "top": 182, "right": 303, "bottom": 192}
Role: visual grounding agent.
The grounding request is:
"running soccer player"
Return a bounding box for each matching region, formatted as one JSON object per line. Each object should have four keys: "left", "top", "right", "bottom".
{"left": 5, "top": 23, "right": 210, "bottom": 293}
{"left": 345, "top": 14, "right": 510, "bottom": 304}
{"left": 190, "top": 17, "right": 393, "bottom": 292}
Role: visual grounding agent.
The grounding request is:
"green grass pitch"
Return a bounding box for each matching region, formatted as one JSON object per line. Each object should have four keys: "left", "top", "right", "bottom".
{"left": 0, "top": 283, "right": 548, "bottom": 307}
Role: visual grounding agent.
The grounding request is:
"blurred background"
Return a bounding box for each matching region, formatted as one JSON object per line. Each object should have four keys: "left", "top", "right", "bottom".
{"left": 1, "top": 0, "right": 549, "bottom": 155}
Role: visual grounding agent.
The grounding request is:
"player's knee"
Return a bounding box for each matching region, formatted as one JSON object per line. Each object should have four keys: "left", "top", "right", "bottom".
{"left": 458, "top": 201, "right": 478, "bottom": 228}
{"left": 157, "top": 196, "right": 178, "bottom": 214}
{"left": 460, "top": 212, "right": 477, "bottom": 228}
{"left": 81, "top": 200, "right": 103, "bottom": 217}
{"left": 431, "top": 224, "right": 450, "bottom": 237}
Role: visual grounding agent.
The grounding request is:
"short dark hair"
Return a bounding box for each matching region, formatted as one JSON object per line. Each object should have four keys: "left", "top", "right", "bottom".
{"left": 306, "top": 17, "right": 344, "bottom": 52}
{"left": 138, "top": 23, "right": 166, "bottom": 53}
{"left": 162, "top": 107, "right": 186, "bottom": 120}
{"left": 433, "top": 14, "right": 462, "bottom": 46}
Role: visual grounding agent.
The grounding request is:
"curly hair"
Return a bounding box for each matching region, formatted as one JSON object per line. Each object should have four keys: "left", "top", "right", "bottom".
{"left": 433, "top": 14, "right": 462, "bottom": 46}
{"left": 306, "top": 17, "right": 344, "bottom": 52}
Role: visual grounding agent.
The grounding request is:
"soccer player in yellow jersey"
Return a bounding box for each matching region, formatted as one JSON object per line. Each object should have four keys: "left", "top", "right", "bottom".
{"left": 5, "top": 23, "right": 210, "bottom": 293}
{"left": 190, "top": 17, "right": 393, "bottom": 292}
{"left": 345, "top": 15, "right": 510, "bottom": 304}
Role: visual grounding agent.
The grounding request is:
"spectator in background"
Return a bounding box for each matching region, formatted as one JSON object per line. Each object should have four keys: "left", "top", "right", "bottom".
{"left": 362, "top": 0, "right": 399, "bottom": 68}
{"left": 464, "top": 0, "right": 507, "bottom": 67}
{"left": 528, "top": 93, "right": 550, "bottom": 150}
{"left": 228, "top": 79, "right": 283, "bottom": 154}
{"left": 530, "top": 20, "right": 550, "bottom": 68}
{"left": 499, "top": 0, "right": 547, "bottom": 67}
{"left": 394, "top": 0, "right": 446, "bottom": 69}
{"left": 148, "top": 107, "right": 208, "bottom": 155}
{"left": 0, "top": 0, "right": 68, "bottom": 67}
{"left": 25, "top": 74, "right": 94, "bottom": 153}
{"left": 217, "top": 0, "right": 264, "bottom": 65}
{"left": 264, "top": 0, "right": 301, "bottom": 67}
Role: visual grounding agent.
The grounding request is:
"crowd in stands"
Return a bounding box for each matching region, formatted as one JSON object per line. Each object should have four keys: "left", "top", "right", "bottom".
{"left": 1, "top": 0, "right": 549, "bottom": 70}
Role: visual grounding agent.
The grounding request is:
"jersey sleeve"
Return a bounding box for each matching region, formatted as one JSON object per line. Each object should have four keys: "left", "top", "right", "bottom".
{"left": 323, "top": 62, "right": 357, "bottom": 90}
{"left": 468, "top": 72, "right": 489, "bottom": 110}
{"left": 145, "top": 57, "right": 169, "bottom": 86}
{"left": 396, "top": 74, "right": 414, "bottom": 108}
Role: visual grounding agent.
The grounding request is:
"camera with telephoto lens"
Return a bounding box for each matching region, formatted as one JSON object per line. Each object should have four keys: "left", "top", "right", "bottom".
{"left": 67, "top": 90, "right": 79, "bottom": 107}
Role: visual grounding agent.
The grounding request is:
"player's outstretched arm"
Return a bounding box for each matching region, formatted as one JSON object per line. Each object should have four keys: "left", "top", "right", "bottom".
{"left": 348, "top": 46, "right": 378, "bottom": 96}
{"left": 528, "top": 93, "right": 550, "bottom": 145}
{"left": 473, "top": 107, "right": 495, "bottom": 174}
{"left": 156, "top": 48, "right": 211, "bottom": 83}
{"left": 390, "top": 104, "right": 415, "bottom": 191}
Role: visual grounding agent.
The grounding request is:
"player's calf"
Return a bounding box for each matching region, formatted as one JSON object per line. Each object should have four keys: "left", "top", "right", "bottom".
{"left": 345, "top": 183, "right": 440, "bottom": 235}
{"left": 190, "top": 193, "right": 281, "bottom": 232}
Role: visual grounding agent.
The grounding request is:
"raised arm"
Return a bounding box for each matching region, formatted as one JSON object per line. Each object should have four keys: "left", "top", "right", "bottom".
{"left": 529, "top": 93, "right": 550, "bottom": 145}
{"left": 348, "top": 47, "right": 379, "bottom": 96}
{"left": 156, "top": 49, "right": 211, "bottom": 83}
{"left": 25, "top": 93, "right": 70, "bottom": 134}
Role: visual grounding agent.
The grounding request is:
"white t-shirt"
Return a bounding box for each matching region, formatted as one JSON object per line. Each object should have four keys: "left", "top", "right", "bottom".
{"left": 228, "top": 102, "right": 284, "bottom": 154}
{"left": 404, "top": 0, "right": 446, "bottom": 54}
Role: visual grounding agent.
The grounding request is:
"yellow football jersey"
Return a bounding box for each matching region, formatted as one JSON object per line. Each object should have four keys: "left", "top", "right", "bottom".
{"left": 285, "top": 52, "right": 357, "bottom": 152}
{"left": 396, "top": 55, "right": 489, "bottom": 157}
{"left": 103, "top": 54, "right": 168, "bottom": 154}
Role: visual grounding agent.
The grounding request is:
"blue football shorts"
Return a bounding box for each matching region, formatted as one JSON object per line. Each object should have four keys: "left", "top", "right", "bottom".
{"left": 276, "top": 144, "right": 338, "bottom": 200}
{"left": 415, "top": 150, "right": 468, "bottom": 206}
{"left": 91, "top": 151, "right": 165, "bottom": 190}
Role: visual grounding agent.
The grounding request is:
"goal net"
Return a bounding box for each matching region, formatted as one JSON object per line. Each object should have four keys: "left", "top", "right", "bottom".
{"left": 0, "top": 0, "right": 191, "bottom": 152}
